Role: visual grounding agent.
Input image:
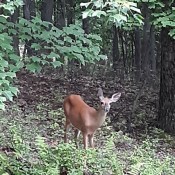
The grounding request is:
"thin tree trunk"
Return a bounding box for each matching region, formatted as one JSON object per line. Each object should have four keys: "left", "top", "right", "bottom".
{"left": 66, "top": 0, "right": 75, "bottom": 26}
{"left": 112, "top": 25, "right": 120, "bottom": 69}
{"left": 134, "top": 27, "right": 141, "bottom": 80}
{"left": 119, "top": 30, "right": 126, "bottom": 71}
{"left": 82, "top": 18, "right": 90, "bottom": 34}
{"left": 10, "top": 7, "right": 20, "bottom": 55}
{"left": 141, "top": 3, "right": 151, "bottom": 77}
{"left": 149, "top": 25, "right": 156, "bottom": 72}
{"left": 54, "top": 0, "right": 66, "bottom": 29}
{"left": 23, "top": 0, "right": 36, "bottom": 57}
{"left": 124, "top": 32, "right": 128, "bottom": 72}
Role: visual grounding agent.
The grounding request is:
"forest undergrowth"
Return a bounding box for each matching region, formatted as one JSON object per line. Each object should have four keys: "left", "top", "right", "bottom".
{"left": 0, "top": 67, "right": 175, "bottom": 175}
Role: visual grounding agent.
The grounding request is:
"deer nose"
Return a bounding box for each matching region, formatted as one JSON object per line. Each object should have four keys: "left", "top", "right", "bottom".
{"left": 104, "top": 107, "right": 110, "bottom": 113}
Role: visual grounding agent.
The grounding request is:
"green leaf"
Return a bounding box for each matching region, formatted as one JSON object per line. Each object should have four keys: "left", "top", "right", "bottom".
{"left": 112, "top": 14, "right": 128, "bottom": 22}
{"left": 9, "top": 54, "right": 20, "bottom": 61}
{"left": 2, "top": 90, "right": 13, "bottom": 101}
{"left": 52, "top": 61, "right": 62, "bottom": 68}
{"left": 0, "top": 16, "right": 7, "bottom": 23}
{"left": 26, "top": 63, "right": 42, "bottom": 73}
{"left": 0, "top": 96, "right": 6, "bottom": 102}
{"left": 31, "top": 43, "right": 41, "bottom": 50}
{"left": 32, "top": 56, "right": 41, "bottom": 62}
{"left": 80, "top": 2, "right": 91, "bottom": 8}
{"left": 169, "top": 29, "right": 175, "bottom": 38}
{"left": 82, "top": 10, "right": 94, "bottom": 19}
{"left": 92, "top": 10, "right": 106, "bottom": 18}
{"left": 94, "top": 0, "right": 103, "bottom": 8}
{"left": 74, "top": 53, "right": 85, "bottom": 65}
{"left": 0, "top": 73, "right": 8, "bottom": 79}
{"left": 0, "top": 102, "right": 5, "bottom": 110}
{"left": 0, "top": 59, "right": 8, "bottom": 67}
{"left": 71, "top": 46, "right": 82, "bottom": 53}
{"left": 9, "top": 86, "right": 19, "bottom": 96}
{"left": 0, "top": 79, "right": 10, "bottom": 86}
{"left": 130, "top": 6, "right": 141, "bottom": 14}
{"left": 6, "top": 72, "right": 16, "bottom": 78}
{"left": 99, "top": 55, "right": 108, "bottom": 60}
{"left": 47, "top": 52, "right": 60, "bottom": 59}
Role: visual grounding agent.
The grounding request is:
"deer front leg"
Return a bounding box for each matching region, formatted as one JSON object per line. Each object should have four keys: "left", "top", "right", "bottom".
{"left": 83, "top": 133, "right": 88, "bottom": 149}
{"left": 74, "top": 129, "right": 80, "bottom": 148}
{"left": 89, "top": 133, "right": 95, "bottom": 148}
{"left": 64, "top": 120, "right": 71, "bottom": 143}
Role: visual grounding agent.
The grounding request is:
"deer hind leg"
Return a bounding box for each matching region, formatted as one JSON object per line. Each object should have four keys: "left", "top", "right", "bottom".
{"left": 74, "top": 129, "right": 80, "bottom": 148}
{"left": 64, "top": 119, "right": 71, "bottom": 143}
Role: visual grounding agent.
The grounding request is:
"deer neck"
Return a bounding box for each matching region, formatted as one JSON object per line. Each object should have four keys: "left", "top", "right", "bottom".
{"left": 94, "top": 106, "right": 107, "bottom": 126}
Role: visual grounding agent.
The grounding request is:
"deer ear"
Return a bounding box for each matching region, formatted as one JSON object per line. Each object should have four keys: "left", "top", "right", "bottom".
{"left": 110, "top": 92, "right": 121, "bottom": 103}
{"left": 97, "top": 88, "right": 104, "bottom": 100}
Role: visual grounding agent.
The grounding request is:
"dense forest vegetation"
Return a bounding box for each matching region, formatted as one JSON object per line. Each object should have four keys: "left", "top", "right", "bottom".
{"left": 0, "top": 0, "right": 175, "bottom": 174}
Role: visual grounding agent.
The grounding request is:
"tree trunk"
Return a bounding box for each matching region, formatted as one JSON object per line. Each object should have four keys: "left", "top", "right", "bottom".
{"left": 10, "top": 7, "right": 20, "bottom": 55}
{"left": 112, "top": 25, "right": 120, "bottom": 69}
{"left": 54, "top": 0, "right": 66, "bottom": 29}
{"left": 66, "top": 0, "right": 75, "bottom": 26}
{"left": 134, "top": 27, "right": 141, "bottom": 80}
{"left": 82, "top": 18, "right": 90, "bottom": 34}
{"left": 158, "top": 27, "right": 175, "bottom": 134}
{"left": 141, "top": 3, "right": 151, "bottom": 77}
{"left": 149, "top": 25, "right": 156, "bottom": 72}
{"left": 41, "top": 0, "right": 54, "bottom": 23}
{"left": 124, "top": 32, "right": 128, "bottom": 72}
{"left": 23, "top": 0, "right": 36, "bottom": 56}
{"left": 119, "top": 30, "right": 126, "bottom": 71}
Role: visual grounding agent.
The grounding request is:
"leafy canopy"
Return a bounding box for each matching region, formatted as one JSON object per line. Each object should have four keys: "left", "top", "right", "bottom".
{"left": 80, "top": 0, "right": 143, "bottom": 27}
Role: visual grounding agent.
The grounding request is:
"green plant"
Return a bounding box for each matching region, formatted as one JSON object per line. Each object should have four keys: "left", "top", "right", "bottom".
{"left": 0, "top": 15, "right": 21, "bottom": 110}
{"left": 128, "top": 139, "right": 175, "bottom": 175}
{"left": 0, "top": 14, "right": 107, "bottom": 109}
{"left": 81, "top": 0, "right": 143, "bottom": 27}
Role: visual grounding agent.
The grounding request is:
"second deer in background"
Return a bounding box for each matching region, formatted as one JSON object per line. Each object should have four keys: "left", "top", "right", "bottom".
{"left": 63, "top": 88, "right": 121, "bottom": 149}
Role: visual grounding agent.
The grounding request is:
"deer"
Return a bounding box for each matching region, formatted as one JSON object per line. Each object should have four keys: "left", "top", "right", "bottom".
{"left": 63, "top": 88, "right": 121, "bottom": 149}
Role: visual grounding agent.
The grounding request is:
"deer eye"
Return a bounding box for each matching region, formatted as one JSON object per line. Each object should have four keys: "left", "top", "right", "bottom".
{"left": 101, "top": 102, "right": 104, "bottom": 105}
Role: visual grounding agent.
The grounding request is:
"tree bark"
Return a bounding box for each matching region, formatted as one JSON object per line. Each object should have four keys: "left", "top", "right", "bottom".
{"left": 119, "top": 30, "right": 126, "bottom": 70}
{"left": 158, "top": 27, "right": 175, "bottom": 134}
{"left": 54, "top": 0, "right": 66, "bottom": 29}
{"left": 82, "top": 18, "right": 90, "bottom": 34}
{"left": 23, "top": 0, "right": 36, "bottom": 56}
{"left": 10, "top": 8, "right": 20, "bottom": 55}
{"left": 149, "top": 25, "right": 156, "bottom": 72}
{"left": 141, "top": 3, "right": 151, "bottom": 77}
{"left": 66, "top": 0, "right": 75, "bottom": 26}
{"left": 134, "top": 27, "right": 141, "bottom": 80}
{"left": 41, "top": 0, "right": 54, "bottom": 23}
{"left": 112, "top": 25, "right": 120, "bottom": 69}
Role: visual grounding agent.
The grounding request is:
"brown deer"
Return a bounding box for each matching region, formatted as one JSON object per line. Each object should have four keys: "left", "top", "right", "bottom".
{"left": 63, "top": 88, "right": 121, "bottom": 149}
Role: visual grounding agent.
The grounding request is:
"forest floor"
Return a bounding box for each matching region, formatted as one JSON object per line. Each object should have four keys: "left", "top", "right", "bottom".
{"left": 0, "top": 67, "right": 175, "bottom": 174}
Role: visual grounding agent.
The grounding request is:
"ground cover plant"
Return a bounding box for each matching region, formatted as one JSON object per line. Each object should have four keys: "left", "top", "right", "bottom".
{"left": 0, "top": 71, "right": 175, "bottom": 175}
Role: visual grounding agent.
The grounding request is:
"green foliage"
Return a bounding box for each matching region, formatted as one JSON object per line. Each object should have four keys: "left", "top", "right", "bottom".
{"left": 0, "top": 16, "right": 20, "bottom": 110}
{"left": 133, "top": 0, "right": 175, "bottom": 38}
{"left": 1, "top": 124, "right": 175, "bottom": 175}
{"left": 81, "top": 0, "right": 143, "bottom": 27}
{"left": 0, "top": 8, "right": 105, "bottom": 109}
{"left": 0, "top": 130, "right": 122, "bottom": 175}
{"left": 16, "top": 17, "right": 105, "bottom": 72}
{"left": 152, "top": 4, "right": 175, "bottom": 39}
{"left": 128, "top": 139, "right": 175, "bottom": 175}
{"left": 0, "top": 0, "right": 23, "bottom": 15}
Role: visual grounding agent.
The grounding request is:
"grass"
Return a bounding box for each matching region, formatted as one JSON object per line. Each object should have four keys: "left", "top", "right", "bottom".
{"left": 0, "top": 102, "right": 175, "bottom": 175}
